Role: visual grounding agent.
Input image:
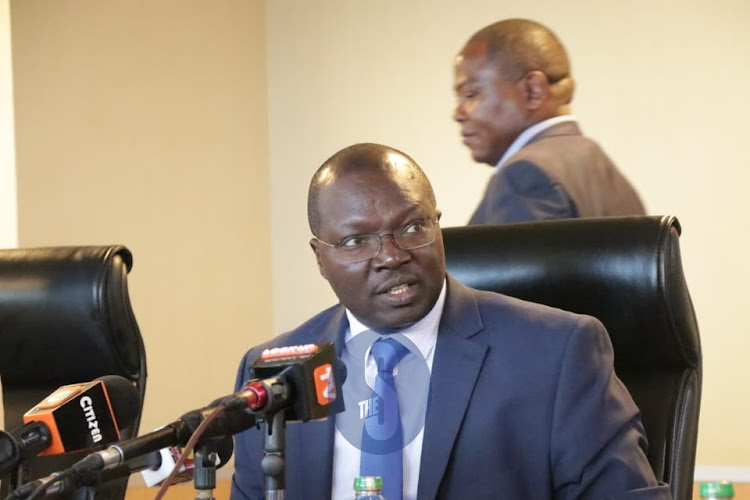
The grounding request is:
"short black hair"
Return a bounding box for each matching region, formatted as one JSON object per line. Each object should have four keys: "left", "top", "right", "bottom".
{"left": 307, "top": 143, "right": 435, "bottom": 236}
{"left": 468, "top": 18, "right": 570, "bottom": 84}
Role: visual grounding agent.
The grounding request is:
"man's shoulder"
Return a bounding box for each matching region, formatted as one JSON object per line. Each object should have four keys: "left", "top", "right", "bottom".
{"left": 471, "top": 285, "right": 576, "bottom": 319}
{"left": 462, "top": 282, "right": 602, "bottom": 337}
{"left": 513, "top": 135, "right": 603, "bottom": 167}
{"left": 519, "top": 121, "right": 614, "bottom": 166}
{"left": 497, "top": 133, "right": 616, "bottom": 198}
{"left": 442, "top": 282, "right": 610, "bottom": 378}
{"left": 285, "top": 303, "right": 343, "bottom": 339}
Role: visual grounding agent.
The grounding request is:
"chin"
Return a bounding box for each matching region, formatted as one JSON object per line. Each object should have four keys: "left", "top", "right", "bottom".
{"left": 387, "top": 309, "right": 428, "bottom": 330}
{"left": 363, "top": 313, "right": 413, "bottom": 331}
{"left": 470, "top": 151, "right": 494, "bottom": 166}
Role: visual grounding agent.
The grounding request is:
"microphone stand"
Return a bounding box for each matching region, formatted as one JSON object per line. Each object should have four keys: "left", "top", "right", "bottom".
{"left": 192, "top": 442, "right": 218, "bottom": 500}
{"left": 261, "top": 412, "right": 286, "bottom": 500}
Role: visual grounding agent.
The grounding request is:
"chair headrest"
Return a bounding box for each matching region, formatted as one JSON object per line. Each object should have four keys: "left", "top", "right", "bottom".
{"left": 0, "top": 245, "right": 142, "bottom": 387}
{"left": 442, "top": 216, "right": 700, "bottom": 370}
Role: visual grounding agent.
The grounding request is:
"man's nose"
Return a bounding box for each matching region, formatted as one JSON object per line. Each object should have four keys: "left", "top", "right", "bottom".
{"left": 372, "top": 235, "right": 411, "bottom": 268}
{"left": 453, "top": 102, "right": 467, "bottom": 122}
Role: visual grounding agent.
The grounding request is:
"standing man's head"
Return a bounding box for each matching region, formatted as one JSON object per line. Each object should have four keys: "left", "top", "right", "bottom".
{"left": 453, "top": 18, "right": 575, "bottom": 166}
{"left": 308, "top": 143, "right": 445, "bottom": 330}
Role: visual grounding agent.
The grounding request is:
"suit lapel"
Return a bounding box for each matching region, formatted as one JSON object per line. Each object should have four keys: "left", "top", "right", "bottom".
{"left": 417, "top": 278, "right": 489, "bottom": 500}
{"left": 284, "top": 306, "right": 348, "bottom": 499}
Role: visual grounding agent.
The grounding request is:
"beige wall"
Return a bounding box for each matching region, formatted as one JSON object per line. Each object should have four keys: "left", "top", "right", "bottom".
{"left": 267, "top": 0, "right": 750, "bottom": 471}
{"left": 1, "top": 0, "right": 16, "bottom": 249}
{"left": 0, "top": 0, "right": 15, "bottom": 424}
{"left": 11, "top": 0, "right": 271, "bottom": 441}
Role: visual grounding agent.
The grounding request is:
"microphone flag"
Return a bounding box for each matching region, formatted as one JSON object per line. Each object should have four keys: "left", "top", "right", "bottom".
{"left": 23, "top": 380, "right": 120, "bottom": 455}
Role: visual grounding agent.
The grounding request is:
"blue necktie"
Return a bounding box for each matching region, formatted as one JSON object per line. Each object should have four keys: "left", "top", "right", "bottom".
{"left": 360, "top": 337, "right": 409, "bottom": 500}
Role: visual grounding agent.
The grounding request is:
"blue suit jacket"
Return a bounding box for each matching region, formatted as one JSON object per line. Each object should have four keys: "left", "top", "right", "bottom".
{"left": 469, "top": 122, "right": 646, "bottom": 224}
{"left": 231, "top": 277, "right": 670, "bottom": 499}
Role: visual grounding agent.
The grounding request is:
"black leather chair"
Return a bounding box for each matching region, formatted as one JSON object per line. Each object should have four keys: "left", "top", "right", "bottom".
{"left": 442, "top": 215, "right": 701, "bottom": 500}
{"left": 0, "top": 245, "right": 147, "bottom": 499}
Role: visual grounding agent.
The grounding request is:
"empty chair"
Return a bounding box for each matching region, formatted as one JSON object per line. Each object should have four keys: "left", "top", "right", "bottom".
{"left": 442, "top": 215, "right": 701, "bottom": 500}
{"left": 0, "top": 245, "right": 147, "bottom": 500}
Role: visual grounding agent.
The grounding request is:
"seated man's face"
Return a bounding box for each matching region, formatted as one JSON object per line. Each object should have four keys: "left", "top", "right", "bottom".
{"left": 310, "top": 166, "right": 446, "bottom": 330}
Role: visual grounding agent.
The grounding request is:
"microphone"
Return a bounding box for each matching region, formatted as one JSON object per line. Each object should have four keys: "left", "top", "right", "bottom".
{"left": 23, "top": 375, "right": 141, "bottom": 455}
{"left": 0, "top": 422, "right": 51, "bottom": 469}
{"left": 64, "top": 342, "right": 344, "bottom": 476}
{"left": 7, "top": 437, "right": 234, "bottom": 499}
{"left": 240, "top": 341, "right": 346, "bottom": 421}
{"left": 0, "top": 424, "right": 51, "bottom": 478}
{"left": 5, "top": 450, "right": 161, "bottom": 500}
{"left": 0, "top": 375, "right": 140, "bottom": 477}
{"left": 67, "top": 399, "right": 256, "bottom": 475}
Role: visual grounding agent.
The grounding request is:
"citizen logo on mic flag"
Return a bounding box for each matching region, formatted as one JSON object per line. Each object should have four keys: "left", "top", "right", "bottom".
{"left": 23, "top": 380, "right": 120, "bottom": 455}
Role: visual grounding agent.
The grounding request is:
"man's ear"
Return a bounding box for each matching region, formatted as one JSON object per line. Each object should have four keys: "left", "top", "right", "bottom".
{"left": 521, "top": 70, "right": 550, "bottom": 110}
{"left": 309, "top": 238, "right": 328, "bottom": 280}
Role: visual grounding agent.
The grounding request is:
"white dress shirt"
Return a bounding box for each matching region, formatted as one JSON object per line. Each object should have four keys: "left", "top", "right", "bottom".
{"left": 330, "top": 280, "right": 447, "bottom": 500}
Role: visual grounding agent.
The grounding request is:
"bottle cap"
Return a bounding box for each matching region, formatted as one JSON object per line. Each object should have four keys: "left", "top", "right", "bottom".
{"left": 700, "top": 481, "right": 735, "bottom": 498}
{"left": 354, "top": 476, "right": 383, "bottom": 491}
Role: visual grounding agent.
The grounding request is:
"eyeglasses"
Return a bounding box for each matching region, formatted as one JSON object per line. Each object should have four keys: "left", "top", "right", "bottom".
{"left": 314, "top": 219, "right": 439, "bottom": 263}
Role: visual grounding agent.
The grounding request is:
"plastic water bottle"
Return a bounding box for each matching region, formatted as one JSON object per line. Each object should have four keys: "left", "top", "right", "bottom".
{"left": 700, "top": 481, "right": 734, "bottom": 500}
{"left": 353, "top": 476, "right": 386, "bottom": 499}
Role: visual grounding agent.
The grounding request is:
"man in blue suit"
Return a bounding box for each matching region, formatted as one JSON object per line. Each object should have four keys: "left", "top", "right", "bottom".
{"left": 231, "top": 143, "right": 669, "bottom": 499}
{"left": 453, "top": 19, "right": 646, "bottom": 224}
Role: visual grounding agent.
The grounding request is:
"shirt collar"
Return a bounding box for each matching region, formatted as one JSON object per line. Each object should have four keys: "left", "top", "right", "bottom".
{"left": 493, "top": 115, "right": 577, "bottom": 174}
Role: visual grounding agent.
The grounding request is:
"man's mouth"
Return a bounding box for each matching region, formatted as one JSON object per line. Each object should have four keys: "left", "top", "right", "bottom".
{"left": 376, "top": 278, "right": 416, "bottom": 297}
{"left": 462, "top": 132, "right": 477, "bottom": 145}
{"left": 378, "top": 281, "right": 416, "bottom": 306}
{"left": 387, "top": 283, "right": 410, "bottom": 295}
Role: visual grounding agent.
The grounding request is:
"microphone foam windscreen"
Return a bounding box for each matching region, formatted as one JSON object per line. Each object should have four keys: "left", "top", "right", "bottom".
{"left": 93, "top": 375, "right": 141, "bottom": 429}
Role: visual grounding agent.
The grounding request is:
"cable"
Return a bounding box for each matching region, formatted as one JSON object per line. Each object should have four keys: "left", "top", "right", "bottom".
{"left": 21, "top": 468, "right": 75, "bottom": 500}
{"left": 153, "top": 404, "right": 226, "bottom": 500}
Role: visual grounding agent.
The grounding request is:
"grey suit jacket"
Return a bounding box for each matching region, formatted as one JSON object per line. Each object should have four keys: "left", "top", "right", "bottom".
{"left": 469, "top": 122, "right": 646, "bottom": 224}
{"left": 230, "top": 277, "right": 669, "bottom": 499}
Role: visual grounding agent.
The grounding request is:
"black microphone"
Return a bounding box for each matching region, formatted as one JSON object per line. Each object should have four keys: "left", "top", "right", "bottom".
{"left": 67, "top": 399, "right": 256, "bottom": 475}
{"left": 64, "top": 342, "right": 344, "bottom": 476}
{"left": 5, "top": 449, "right": 161, "bottom": 500}
{"left": 239, "top": 341, "right": 346, "bottom": 420}
{"left": 0, "top": 375, "right": 140, "bottom": 477}
{"left": 0, "top": 422, "right": 51, "bottom": 472}
{"left": 7, "top": 437, "right": 234, "bottom": 500}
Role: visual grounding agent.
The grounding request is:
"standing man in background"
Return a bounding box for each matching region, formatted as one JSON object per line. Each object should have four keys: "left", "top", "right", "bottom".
{"left": 454, "top": 18, "right": 646, "bottom": 224}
